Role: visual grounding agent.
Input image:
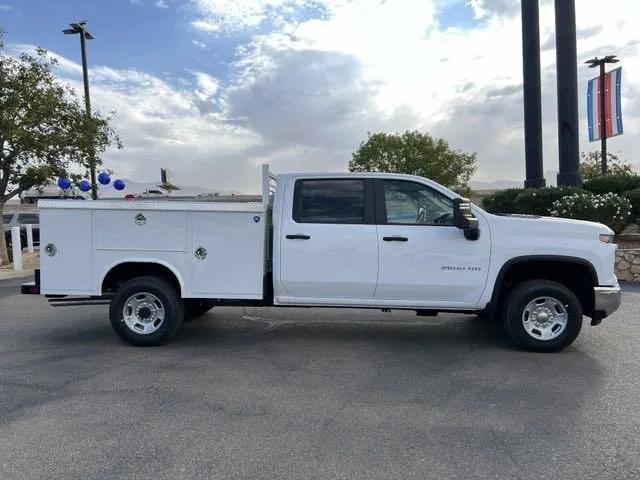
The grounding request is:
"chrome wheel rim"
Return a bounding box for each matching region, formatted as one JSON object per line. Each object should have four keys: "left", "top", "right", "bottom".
{"left": 522, "top": 296, "right": 568, "bottom": 341}
{"left": 122, "top": 292, "right": 165, "bottom": 334}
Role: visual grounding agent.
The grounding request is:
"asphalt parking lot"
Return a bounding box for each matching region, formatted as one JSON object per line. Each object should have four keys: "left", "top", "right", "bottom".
{"left": 1, "top": 276, "right": 639, "bottom": 480}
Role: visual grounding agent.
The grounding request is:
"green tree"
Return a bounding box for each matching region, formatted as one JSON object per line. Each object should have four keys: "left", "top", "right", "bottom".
{"left": 0, "top": 33, "right": 121, "bottom": 264}
{"left": 349, "top": 131, "right": 476, "bottom": 194}
{"left": 580, "top": 151, "right": 633, "bottom": 180}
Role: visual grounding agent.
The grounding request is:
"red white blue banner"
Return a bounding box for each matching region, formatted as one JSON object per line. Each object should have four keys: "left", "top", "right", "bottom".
{"left": 587, "top": 67, "right": 623, "bottom": 142}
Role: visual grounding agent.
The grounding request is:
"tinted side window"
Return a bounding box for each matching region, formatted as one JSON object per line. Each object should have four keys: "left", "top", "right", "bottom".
{"left": 294, "top": 179, "right": 365, "bottom": 224}
{"left": 18, "top": 214, "right": 39, "bottom": 224}
{"left": 383, "top": 180, "right": 454, "bottom": 225}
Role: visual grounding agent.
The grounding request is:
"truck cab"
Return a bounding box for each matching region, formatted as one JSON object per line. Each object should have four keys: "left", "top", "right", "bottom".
{"left": 23, "top": 165, "right": 621, "bottom": 351}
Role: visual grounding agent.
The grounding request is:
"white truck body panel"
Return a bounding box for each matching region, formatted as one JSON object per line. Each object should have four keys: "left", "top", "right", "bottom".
{"left": 37, "top": 166, "right": 619, "bottom": 314}
{"left": 29, "top": 165, "right": 622, "bottom": 350}
{"left": 39, "top": 200, "right": 266, "bottom": 299}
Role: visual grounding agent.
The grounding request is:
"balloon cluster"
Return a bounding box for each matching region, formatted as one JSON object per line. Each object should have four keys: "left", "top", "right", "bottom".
{"left": 57, "top": 171, "right": 126, "bottom": 193}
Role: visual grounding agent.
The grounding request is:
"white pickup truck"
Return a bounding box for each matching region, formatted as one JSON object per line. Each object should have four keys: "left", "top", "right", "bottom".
{"left": 22, "top": 165, "right": 621, "bottom": 352}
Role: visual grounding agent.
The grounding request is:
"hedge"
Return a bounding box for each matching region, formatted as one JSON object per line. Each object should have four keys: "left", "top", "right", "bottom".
{"left": 480, "top": 188, "right": 522, "bottom": 214}
{"left": 583, "top": 174, "right": 640, "bottom": 195}
{"left": 481, "top": 187, "right": 585, "bottom": 216}
{"left": 550, "top": 193, "right": 632, "bottom": 233}
{"left": 623, "top": 188, "right": 640, "bottom": 222}
{"left": 513, "top": 187, "right": 585, "bottom": 216}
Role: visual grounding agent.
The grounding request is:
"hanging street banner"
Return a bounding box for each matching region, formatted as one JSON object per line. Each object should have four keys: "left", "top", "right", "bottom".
{"left": 587, "top": 67, "right": 623, "bottom": 142}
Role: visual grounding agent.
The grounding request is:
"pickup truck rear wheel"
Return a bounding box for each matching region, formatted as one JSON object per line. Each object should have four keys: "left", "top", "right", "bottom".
{"left": 183, "top": 299, "right": 216, "bottom": 321}
{"left": 109, "top": 276, "right": 184, "bottom": 346}
{"left": 502, "top": 280, "right": 582, "bottom": 352}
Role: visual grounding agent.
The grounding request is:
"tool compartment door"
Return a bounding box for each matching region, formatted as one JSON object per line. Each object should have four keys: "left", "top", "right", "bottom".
{"left": 189, "top": 211, "right": 265, "bottom": 298}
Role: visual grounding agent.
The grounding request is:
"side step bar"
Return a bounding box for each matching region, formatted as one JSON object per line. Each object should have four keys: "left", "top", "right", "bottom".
{"left": 47, "top": 296, "right": 112, "bottom": 307}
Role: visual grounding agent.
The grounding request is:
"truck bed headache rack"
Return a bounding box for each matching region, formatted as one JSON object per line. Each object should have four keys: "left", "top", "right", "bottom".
{"left": 262, "top": 164, "right": 277, "bottom": 206}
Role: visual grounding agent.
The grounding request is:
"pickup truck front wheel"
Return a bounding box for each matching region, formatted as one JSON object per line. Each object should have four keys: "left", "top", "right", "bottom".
{"left": 109, "top": 276, "right": 184, "bottom": 346}
{"left": 502, "top": 280, "right": 583, "bottom": 352}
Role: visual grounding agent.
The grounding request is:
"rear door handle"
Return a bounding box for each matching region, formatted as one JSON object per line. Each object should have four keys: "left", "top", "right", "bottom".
{"left": 383, "top": 236, "right": 408, "bottom": 242}
{"left": 286, "top": 234, "right": 311, "bottom": 240}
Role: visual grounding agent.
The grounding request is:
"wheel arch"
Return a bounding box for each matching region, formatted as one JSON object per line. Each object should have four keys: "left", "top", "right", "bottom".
{"left": 100, "top": 259, "right": 185, "bottom": 297}
{"left": 490, "top": 255, "right": 598, "bottom": 317}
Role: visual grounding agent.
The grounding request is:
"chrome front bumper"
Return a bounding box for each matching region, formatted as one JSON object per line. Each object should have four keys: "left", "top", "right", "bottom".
{"left": 594, "top": 285, "right": 622, "bottom": 319}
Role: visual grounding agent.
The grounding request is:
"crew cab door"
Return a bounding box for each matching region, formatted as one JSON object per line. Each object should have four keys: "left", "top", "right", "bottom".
{"left": 374, "top": 179, "right": 490, "bottom": 306}
{"left": 277, "top": 178, "right": 378, "bottom": 300}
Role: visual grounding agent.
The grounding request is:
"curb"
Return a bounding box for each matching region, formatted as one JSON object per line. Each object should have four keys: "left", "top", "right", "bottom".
{"left": 0, "top": 269, "right": 35, "bottom": 281}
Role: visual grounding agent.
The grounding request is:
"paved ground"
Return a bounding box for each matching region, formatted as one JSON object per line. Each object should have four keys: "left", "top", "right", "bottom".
{"left": 1, "top": 276, "right": 639, "bottom": 480}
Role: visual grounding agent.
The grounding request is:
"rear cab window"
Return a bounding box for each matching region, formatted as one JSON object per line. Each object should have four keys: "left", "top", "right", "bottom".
{"left": 293, "top": 179, "right": 367, "bottom": 224}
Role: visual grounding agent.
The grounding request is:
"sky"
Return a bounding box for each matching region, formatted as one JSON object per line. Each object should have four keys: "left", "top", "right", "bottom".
{"left": 1, "top": 0, "right": 639, "bottom": 192}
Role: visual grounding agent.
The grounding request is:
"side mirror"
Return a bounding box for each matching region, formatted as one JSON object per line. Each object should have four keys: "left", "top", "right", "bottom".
{"left": 453, "top": 198, "right": 480, "bottom": 241}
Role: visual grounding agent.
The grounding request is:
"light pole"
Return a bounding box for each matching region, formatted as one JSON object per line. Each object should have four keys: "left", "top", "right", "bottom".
{"left": 586, "top": 55, "right": 619, "bottom": 175}
{"left": 521, "top": 0, "right": 545, "bottom": 188}
{"left": 555, "top": 0, "right": 581, "bottom": 187}
{"left": 63, "top": 21, "right": 98, "bottom": 200}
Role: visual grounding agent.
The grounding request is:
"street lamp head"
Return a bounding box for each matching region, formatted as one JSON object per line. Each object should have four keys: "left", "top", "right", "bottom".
{"left": 585, "top": 55, "right": 619, "bottom": 68}
{"left": 63, "top": 21, "right": 93, "bottom": 39}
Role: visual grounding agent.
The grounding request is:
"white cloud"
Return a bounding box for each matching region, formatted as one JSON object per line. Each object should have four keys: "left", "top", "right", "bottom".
{"left": 468, "top": 0, "right": 520, "bottom": 19}
{"left": 189, "top": 0, "right": 333, "bottom": 33}
{"left": 191, "top": 20, "right": 220, "bottom": 33}
{"left": 207, "top": 0, "right": 640, "bottom": 183}
{"left": 155, "top": 0, "right": 169, "bottom": 7}
{"left": 9, "top": 0, "right": 640, "bottom": 193}
{"left": 0, "top": 4, "right": 12, "bottom": 11}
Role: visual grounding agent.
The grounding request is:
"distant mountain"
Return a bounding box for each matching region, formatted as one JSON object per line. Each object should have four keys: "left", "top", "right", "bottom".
{"left": 470, "top": 179, "right": 522, "bottom": 191}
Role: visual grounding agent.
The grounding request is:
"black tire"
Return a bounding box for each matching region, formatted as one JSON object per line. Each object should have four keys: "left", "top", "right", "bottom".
{"left": 109, "top": 276, "right": 184, "bottom": 346}
{"left": 502, "top": 280, "right": 583, "bottom": 352}
{"left": 183, "top": 299, "right": 217, "bottom": 322}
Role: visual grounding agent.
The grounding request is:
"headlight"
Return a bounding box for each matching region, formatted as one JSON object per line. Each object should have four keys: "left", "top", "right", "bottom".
{"left": 599, "top": 233, "right": 614, "bottom": 244}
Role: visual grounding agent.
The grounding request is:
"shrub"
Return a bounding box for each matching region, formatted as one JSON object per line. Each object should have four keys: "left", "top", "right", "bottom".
{"left": 481, "top": 188, "right": 523, "bottom": 214}
{"left": 623, "top": 188, "right": 640, "bottom": 222}
{"left": 583, "top": 174, "right": 640, "bottom": 195}
{"left": 550, "top": 192, "right": 632, "bottom": 233}
{"left": 580, "top": 151, "right": 633, "bottom": 180}
{"left": 514, "top": 187, "right": 585, "bottom": 216}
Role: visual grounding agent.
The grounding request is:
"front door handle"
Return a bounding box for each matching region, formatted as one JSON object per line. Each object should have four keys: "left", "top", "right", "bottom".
{"left": 286, "top": 234, "right": 311, "bottom": 240}
{"left": 383, "top": 236, "right": 408, "bottom": 242}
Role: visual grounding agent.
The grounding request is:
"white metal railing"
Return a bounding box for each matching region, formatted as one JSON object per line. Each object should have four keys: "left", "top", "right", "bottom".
{"left": 10, "top": 227, "right": 22, "bottom": 271}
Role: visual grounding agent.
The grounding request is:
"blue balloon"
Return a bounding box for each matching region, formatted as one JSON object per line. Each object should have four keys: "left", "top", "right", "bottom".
{"left": 97, "top": 171, "right": 111, "bottom": 185}
{"left": 57, "top": 177, "right": 72, "bottom": 190}
{"left": 113, "top": 179, "right": 126, "bottom": 191}
{"left": 78, "top": 179, "right": 91, "bottom": 192}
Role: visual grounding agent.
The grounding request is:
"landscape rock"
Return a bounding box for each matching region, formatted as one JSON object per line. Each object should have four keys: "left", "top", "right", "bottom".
{"left": 616, "top": 249, "right": 640, "bottom": 283}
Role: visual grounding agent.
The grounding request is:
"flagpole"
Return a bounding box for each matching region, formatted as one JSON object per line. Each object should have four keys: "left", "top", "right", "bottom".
{"left": 599, "top": 62, "right": 607, "bottom": 174}
{"left": 586, "top": 55, "right": 619, "bottom": 175}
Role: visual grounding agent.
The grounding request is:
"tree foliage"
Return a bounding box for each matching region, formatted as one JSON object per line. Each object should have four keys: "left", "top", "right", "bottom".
{"left": 349, "top": 131, "right": 476, "bottom": 194}
{"left": 0, "top": 33, "right": 121, "bottom": 264}
{"left": 580, "top": 151, "right": 633, "bottom": 180}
